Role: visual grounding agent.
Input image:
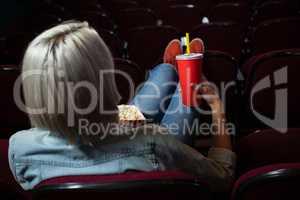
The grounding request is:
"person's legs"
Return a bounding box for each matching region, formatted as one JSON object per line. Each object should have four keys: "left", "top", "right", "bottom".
{"left": 131, "top": 38, "right": 204, "bottom": 144}
{"left": 130, "top": 63, "right": 178, "bottom": 123}
{"left": 159, "top": 37, "right": 205, "bottom": 144}
{"left": 160, "top": 84, "right": 201, "bottom": 145}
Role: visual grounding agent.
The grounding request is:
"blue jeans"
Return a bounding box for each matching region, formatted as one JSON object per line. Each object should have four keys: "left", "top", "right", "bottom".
{"left": 130, "top": 63, "right": 200, "bottom": 145}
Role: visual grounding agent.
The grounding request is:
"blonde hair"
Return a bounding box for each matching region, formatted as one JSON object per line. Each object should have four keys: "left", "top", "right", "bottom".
{"left": 21, "top": 21, "right": 121, "bottom": 144}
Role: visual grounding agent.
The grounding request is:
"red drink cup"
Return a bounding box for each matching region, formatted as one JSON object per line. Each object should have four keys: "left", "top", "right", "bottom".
{"left": 176, "top": 53, "right": 203, "bottom": 107}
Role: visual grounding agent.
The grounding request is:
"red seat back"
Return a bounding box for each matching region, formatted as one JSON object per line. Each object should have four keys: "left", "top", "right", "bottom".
{"left": 242, "top": 49, "right": 300, "bottom": 129}
{"left": 209, "top": 2, "right": 251, "bottom": 26}
{"left": 251, "top": 17, "right": 300, "bottom": 55}
{"left": 236, "top": 128, "right": 300, "bottom": 175}
{"left": 232, "top": 163, "right": 300, "bottom": 200}
{"left": 163, "top": 4, "right": 204, "bottom": 32}
{"left": 33, "top": 171, "right": 211, "bottom": 200}
{"left": 191, "top": 22, "right": 243, "bottom": 59}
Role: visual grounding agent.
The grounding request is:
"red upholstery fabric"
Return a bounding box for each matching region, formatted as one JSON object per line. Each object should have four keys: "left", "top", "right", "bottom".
{"left": 242, "top": 48, "right": 299, "bottom": 77}
{"left": 36, "top": 171, "right": 196, "bottom": 188}
{"left": 34, "top": 170, "right": 210, "bottom": 200}
{"left": 232, "top": 163, "right": 300, "bottom": 200}
{"left": 236, "top": 129, "right": 300, "bottom": 175}
{"left": 235, "top": 163, "right": 300, "bottom": 186}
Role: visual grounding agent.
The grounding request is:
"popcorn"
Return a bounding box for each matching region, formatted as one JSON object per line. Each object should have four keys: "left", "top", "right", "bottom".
{"left": 118, "top": 105, "right": 145, "bottom": 121}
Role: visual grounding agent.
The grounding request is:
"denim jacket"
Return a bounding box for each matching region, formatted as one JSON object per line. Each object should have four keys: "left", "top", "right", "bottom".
{"left": 9, "top": 124, "right": 236, "bottom": 192}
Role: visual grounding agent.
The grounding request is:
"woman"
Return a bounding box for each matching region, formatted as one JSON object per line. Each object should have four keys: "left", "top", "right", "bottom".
{"left": 9, "top": 21, "right": 235, "bottom": 192}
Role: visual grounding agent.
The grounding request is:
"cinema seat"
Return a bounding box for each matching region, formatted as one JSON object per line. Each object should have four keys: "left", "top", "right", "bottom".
{"left": 241, "top": 49, "right": 300, "bottom": 129}
{"left": 236, "top": 129, "right": 300, "bottom": 175}
{"left": 166, "top": 0, "right": 213, "bottom": 15}
{"left": 250, "top": 17, "right": 300, "bottom": 55}
{"left": 114, "top": 8, "right": 159, "bottom": 38}
{"left": 191, "top": 22, "right": 243, "bottom": 59}
{"left": 163, "top": 4, "right": 204, "bottom": 32}
{"left": 139, "top": 0, "right": 172, "bottom": 18}
{"left": 209, "top": 3, "right": 250, "bottom": 27}
{"left": 0, "top": 139, "right": 32, "bottom": 200}
{"left": 126, "top": 25, "right": 180, "bottom": 69}
{"left": 204, "top": 51, "right": 238, "bottom": 88}
{"left": 114, "top": 58, "right": 146, "bottom": 104}
{"left": 251, "top": 1, "right": 299, "bottom": 26}
{"left": 32, "top": 171, "right": 211, "bottom": 200}
{"left": 231, "top": 163, "right": 300, "bottom": 200}
{"left": 188, "top": 0, "right": 214, "bottom": 15}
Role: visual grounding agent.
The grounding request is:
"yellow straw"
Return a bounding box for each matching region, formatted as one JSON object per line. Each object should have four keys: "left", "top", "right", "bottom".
{"left": 186, "top": 33, "right": 190, "bottom": 55}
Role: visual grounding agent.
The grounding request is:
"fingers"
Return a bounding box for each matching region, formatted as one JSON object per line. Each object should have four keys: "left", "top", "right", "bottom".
{"left": 195, "top": 81, "right": 220, "bottom": 106}
{"left": 197, "top": 82, "right": 217, "bottom": 96}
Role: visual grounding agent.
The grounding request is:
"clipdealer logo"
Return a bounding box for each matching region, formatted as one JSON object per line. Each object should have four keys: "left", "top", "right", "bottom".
{"left": 250, "top": 66, "right": 288, "bottom": 133}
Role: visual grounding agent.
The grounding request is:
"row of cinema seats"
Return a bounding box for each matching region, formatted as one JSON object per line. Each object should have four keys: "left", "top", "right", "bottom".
{"left": 1, "top": 1, "right": 300, "bottom": 66}
{"left": 108, "top": 16, "right": 300, "bottom": 68}
{"left": 1, "top": 129, "right": 300, "bottom": 200}
{"left": 2, "top": 16, "right": 300, "bottom": 69}
{"left": 0, "top": 1, "right": 299, "bottom": 134}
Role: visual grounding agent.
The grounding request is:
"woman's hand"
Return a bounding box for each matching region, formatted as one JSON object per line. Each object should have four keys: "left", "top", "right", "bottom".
{"left": 197, "top": 81, "right": 232, "bottom": 150}
{"left": 196, "top": 81, "right": 223, "bottom": 113}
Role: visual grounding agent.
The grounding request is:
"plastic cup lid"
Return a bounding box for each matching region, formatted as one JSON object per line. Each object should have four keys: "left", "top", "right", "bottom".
{"left": 176, "top": 53, "right": 203, "bottom": 60}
